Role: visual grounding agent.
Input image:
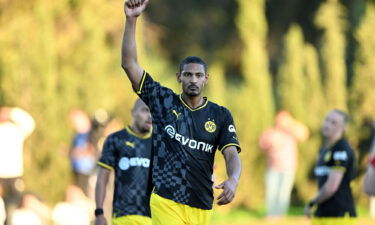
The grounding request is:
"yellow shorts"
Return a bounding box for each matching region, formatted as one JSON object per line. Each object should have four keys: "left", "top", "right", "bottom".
{"left": 150, "top": 193, "right": 212, "bottom": 225}
{"left": 311, "top": 217, "right": 357, "bottom": 225}
{"left": 112, "top": 215, "right": 152, "bottom": 225}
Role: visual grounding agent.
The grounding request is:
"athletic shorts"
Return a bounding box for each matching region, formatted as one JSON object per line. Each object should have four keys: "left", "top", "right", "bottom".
{"left": 312, "top": 217, "right": 357, "bottom": 225}
{"left": 150, "top": 193, "right": 212, "bottom": 225}
{"left": 112, "top": 215, "right": 151, "bottom": 225}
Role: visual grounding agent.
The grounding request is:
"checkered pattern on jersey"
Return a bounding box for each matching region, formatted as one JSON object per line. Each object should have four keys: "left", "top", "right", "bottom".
{"left": 151, "top": 125, "right": 192, "bottom": 204}
{"left": 137, "top": 73, "right": 241, "bottom": 210}
{"left": 314, "top": 138, "right": 356, "bottom": 217}
{"left": 99, "top": 128, "right": 152, "bottom": 217}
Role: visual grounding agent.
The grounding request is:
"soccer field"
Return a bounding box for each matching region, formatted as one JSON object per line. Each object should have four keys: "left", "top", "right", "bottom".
{"left": 210, "top": 209, "right": 375, "bottom": 225}
{"left": 211, "top": 217, "right": 375, "bottom": 225}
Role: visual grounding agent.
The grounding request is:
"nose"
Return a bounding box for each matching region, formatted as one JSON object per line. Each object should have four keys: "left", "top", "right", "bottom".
{"left": 190, "top": 74, "right": 198, "bottom": 83}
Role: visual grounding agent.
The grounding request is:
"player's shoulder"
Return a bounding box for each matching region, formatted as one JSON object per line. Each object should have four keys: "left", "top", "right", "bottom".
{"left": 332, "top": 138, "right": 353, "bottom": 152}
{"left": 331, "top": 138, "right": 354, "bottom": 160}
{"left": 145, "top": 71, "right": 175, "bottom": 91}
{"left": 106, "top": 128, "right": 128, "bottom": 140}
{"left": 206, "top": 100, "right": 232, "bottom": 115}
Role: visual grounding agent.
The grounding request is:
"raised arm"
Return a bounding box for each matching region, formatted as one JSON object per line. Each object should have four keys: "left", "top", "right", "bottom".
{"left": 121, "top": 0, "right": 149, "bottom": 90}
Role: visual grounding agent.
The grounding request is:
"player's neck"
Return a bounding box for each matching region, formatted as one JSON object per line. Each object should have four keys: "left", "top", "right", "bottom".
{"left": 323, "top": 136, "right": 341, "bottom": 148}
{"left": 130, "top": 124, "right": 148, "bottom": 137}
{"left": 181, "top": 93, "right": 204, "bottom": 109}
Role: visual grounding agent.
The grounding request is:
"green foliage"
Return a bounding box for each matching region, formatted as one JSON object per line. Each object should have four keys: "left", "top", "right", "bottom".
{"left": 350, "top": 2, "right": 375, "bottom": 135}
{"left": 233, "top": 0, "right": 275, "bottom": 209}
{"left": 315, "top": 0, "right": 348, "bottom": 110}
{"left": 277, "top": 25, "right": 307, "bottom": 120}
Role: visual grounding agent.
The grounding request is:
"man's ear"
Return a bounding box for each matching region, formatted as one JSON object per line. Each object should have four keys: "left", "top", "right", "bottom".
{"left": 176, "top": 72, "right": 182, "bottom": 83}
{"left": 205, "top": 73, "right": 209, "bottom": 85}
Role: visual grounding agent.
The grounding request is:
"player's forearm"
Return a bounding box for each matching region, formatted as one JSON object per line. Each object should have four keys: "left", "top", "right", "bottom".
{"left": 121, "top": 17, "right": 138, "bottom": 72}
{"left": 95, "top": 168, "right": 110, "bottom": 208}
{"left": 311, "top": 183, "right": 337, "bottom": 205}
{"left": 225, "top": 151, "right": 241, "bottom": 183}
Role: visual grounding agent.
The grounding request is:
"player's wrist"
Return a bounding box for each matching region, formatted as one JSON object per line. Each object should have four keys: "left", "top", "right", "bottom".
{"left": 228, "top": 176, "right": 239, "bottom": 184}
{"left": 94, "top": 208, "right": 104, "bottom": 217}
{"left": 126, "top": 16, "right": 138, "bottom": 21}
{"left": 308, "top": 199, "right": 317, "bottom": 207}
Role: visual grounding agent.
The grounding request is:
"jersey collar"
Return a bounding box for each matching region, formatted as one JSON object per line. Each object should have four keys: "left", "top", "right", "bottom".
{"left": 126, "top": 126, "right": 153, "bottom": 139}
{"left": 179, "top": 94, "right": 208, "bottom": 111}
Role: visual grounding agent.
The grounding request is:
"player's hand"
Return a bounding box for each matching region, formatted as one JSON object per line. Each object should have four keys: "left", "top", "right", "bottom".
{"left": 124, "top": 0, "right": 149, "bottom": 18}
{"left": 304, "top": 204, "right": 312, "bottom": 218}
{"left": 215, "top": 178, "right": 238, "bottom": 205}
{"left": 94, "top": 215, "right": 107, "bottom": 225}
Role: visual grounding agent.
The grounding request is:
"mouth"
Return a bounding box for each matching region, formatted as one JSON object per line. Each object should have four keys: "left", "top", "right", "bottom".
{"left": 188, "top": 85, "right": 199, "bottom": 91}
{"left": 145, "top": 121, "right": 152, "bottom": 127}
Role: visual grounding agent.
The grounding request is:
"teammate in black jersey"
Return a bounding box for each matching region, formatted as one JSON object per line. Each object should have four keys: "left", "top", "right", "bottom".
{"left": 305, "top": 109, "right": 357, "bottom": 225}
{"left": 121, "top": 1, "right": 242, "bottom": 224}
{"left": 94, "top": 99, "right": 153, "bottom": 225}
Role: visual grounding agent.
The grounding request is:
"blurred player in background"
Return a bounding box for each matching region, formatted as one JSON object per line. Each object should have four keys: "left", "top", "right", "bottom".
{"left": 94, "top": 99, "right": 153, "bottom": 225}
{"left": 305, "top": 109, "right": 357, "bottom": 225}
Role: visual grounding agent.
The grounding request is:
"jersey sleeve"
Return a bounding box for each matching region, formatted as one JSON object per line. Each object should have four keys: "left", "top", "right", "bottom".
{"left": 98, "top": 134, "right": 116, "bottom": 170}
{"left": 329, "top": 148, "right": 351, "bottom": 173}
{"left": 134, "top": 71, "right": 176, "bottom": 118}
{"left": 218, "top": 108, "right": 241, "bottom": 153}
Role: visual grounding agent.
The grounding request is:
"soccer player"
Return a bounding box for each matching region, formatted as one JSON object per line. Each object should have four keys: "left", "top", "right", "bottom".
{"left": 305, "top": 109, "right": 356, "bottom": 225}
{"left": 94, "top": 99, "right": 153, "bottom": 225}
{"left": 121, "top": 1, "right": 242, "bottom": 224}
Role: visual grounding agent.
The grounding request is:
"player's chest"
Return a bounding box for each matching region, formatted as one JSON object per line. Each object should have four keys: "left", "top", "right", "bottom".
{"left": 317, "top": 149, "right": 332, "bottom": 166}
{"left": 165, "top": 106, "right": 221, "bottom": 141}
{"left": 115, "top": 138, "right": 151, "bottom": 158}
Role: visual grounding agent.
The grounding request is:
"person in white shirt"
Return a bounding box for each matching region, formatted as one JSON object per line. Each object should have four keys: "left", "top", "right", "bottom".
{"left": 10, "top": 194, "right": 44, "bottom": 225}
{"left": 0, "top": 107, "right": 35, "bottom": 224}
{"left": 52, "top": 185, "right": 94, "bottom": 225}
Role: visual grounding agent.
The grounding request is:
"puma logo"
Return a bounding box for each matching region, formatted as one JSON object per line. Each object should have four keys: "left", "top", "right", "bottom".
{"left": 125, "top": 141, "right": 135, "bottom": 148}
{"left": 172, "top": 110, "right": 181, "bottom": 120}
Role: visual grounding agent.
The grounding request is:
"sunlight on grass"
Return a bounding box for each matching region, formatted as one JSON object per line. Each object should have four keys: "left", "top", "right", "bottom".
{"left": 210, "top": 208, "right": 375, "bottom": 225}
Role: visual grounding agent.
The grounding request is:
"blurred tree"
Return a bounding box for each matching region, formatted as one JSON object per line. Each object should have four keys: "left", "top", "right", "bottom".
{"left": 276, "top": 25, "right": 307, "bottom": 121}
{"left": 349, "top": 1, "right": 375, "bottom": 171}
{"left": 0, "top": 0, "right": 172, "bottom": 205}
{"left": 315, "top": 0, "right": 348, "bottom": 110}
{"left": 233, "top": 0, "right": 275, "bottom": 210}
{"left": 350, "top": 1, "right": 375, "bottom": 134}
{"left": 146, "top": 0, "right": 243, "bottom": 80}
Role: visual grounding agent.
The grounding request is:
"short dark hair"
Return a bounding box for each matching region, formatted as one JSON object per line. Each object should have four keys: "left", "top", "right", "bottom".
{"left": 179, "top": 56, "right": 207, "bottom": 73}
{"left": 332, "top": 109, "right": 349, "bottom": 124}
{"left": 132, "top": 98, "right": 147, "bottom": 111}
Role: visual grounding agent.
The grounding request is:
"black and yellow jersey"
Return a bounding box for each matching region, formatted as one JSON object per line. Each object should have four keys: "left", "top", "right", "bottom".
{"left": 314, "top": 138, "right": 356, "bottom": 217}
{"left": 136, "top": 72, "right": 241, "bottom": 210}
{"left": 98, "top": 126, "right": 152, "bottom": 218}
